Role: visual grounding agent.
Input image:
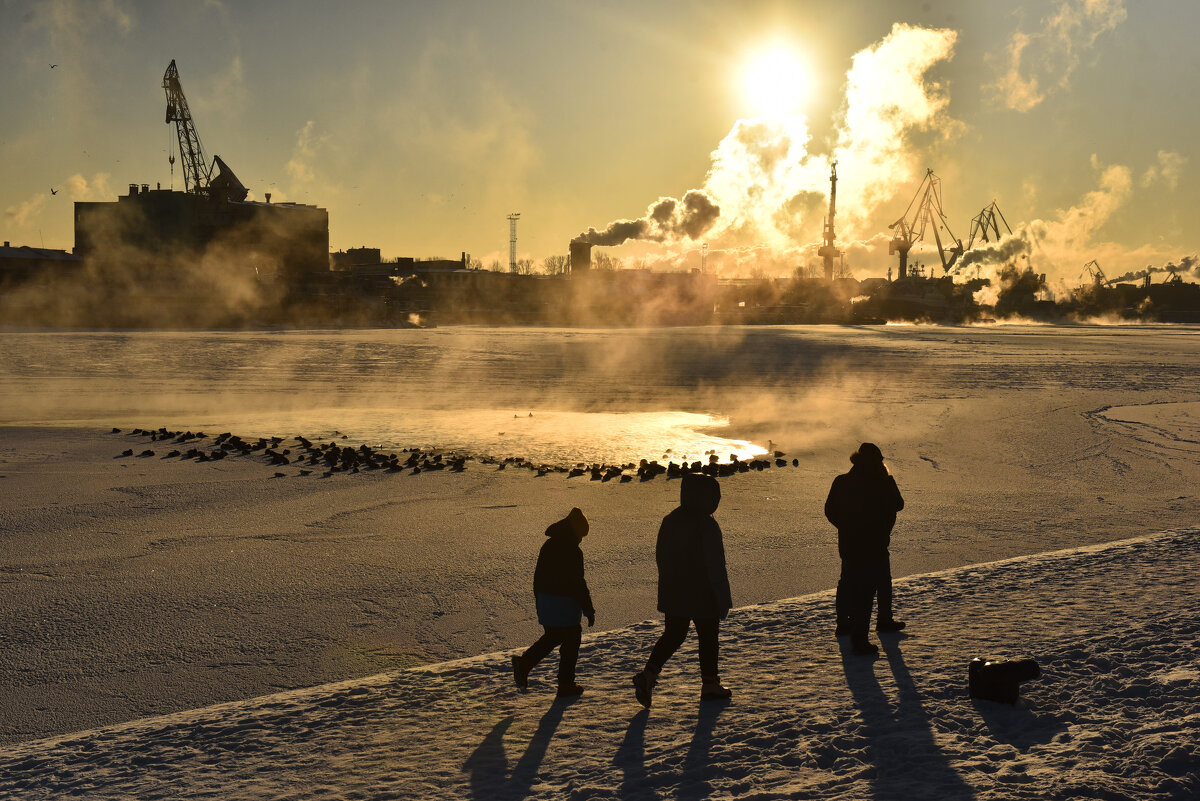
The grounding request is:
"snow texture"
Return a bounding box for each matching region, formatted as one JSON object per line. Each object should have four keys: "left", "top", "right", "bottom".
{"left": 1, "top": 529, "right": 1196, "bottom": 800}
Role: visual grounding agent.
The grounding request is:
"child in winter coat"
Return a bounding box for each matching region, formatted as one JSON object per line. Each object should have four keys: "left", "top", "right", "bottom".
{"left": 512, "top": 507, "right": 595, "bottom": 697}
{"left": 633, "top": 473, "right": 733, "bottom": 707}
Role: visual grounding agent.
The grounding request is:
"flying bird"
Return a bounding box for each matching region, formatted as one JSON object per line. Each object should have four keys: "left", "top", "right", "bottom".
{"left": 49, "top": 187, "right": 57, "bottom": 195}
{"left": 49, "top": 64, "right": 58, "bottom": 69}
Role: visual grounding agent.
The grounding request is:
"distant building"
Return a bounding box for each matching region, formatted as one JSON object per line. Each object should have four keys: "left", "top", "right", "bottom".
{"left": 330, "top": 247, "right": 382, "bottom": 271}
{"left": 74, "top": 184, "right": 329, "bottom": 278}
{"left": 0, "top": 241, "right": 82, "bottom": 286}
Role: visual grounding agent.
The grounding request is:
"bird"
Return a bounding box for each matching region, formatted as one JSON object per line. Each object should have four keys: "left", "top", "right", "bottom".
{"left": 49, "top": 64, "right": 57, "bottom": 69}
{"left": 49, "top": 188, "right": 57, "bottom": 195}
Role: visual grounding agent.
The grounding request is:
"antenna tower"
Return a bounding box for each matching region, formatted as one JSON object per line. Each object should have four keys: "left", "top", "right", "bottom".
{"left": 507, "top": 213, "right": 520, "bottom": 273}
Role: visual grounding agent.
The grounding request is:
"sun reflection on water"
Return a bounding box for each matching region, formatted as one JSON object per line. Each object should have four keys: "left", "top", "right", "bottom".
{"left": 177, "top": 408, "right": 767, "bottom": 468}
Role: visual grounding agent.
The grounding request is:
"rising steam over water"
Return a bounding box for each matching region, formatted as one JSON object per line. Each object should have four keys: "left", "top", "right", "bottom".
{"left": 2, "top": 325, "right": 1196, "bottom": 467}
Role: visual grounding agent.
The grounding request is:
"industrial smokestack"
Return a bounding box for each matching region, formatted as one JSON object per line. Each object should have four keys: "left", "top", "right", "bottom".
{"left": 570, "top": 240, "right": 592, "bottom": 273}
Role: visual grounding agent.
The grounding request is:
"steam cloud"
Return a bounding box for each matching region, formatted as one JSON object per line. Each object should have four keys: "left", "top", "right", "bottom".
{"left": 576, "top": 23, "right": 960, "bottom": 273}
{"left": 989, "top": 0, "right": 1127, "bottom": 112}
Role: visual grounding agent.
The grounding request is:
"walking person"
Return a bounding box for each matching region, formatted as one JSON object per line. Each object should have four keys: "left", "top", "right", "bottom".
{"left": 633, "top": 473, "right": 733, "bottom": 708}
{"left": 512, "top": 507, "right": 595, "bottom": 697}
{"left": 824, "top": 442, "right": 906, "bottom": 656}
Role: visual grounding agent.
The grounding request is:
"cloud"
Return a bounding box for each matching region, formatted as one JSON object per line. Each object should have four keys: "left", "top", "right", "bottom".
{"left": 988, "top": 0, "right": 1127, "bottom": 112}
{"left": 1140, "top": 150, "right": 1186, "bottom": 190}
{"left": 4, "top": 194, "right": 48, "bottom": 229}
{"left": 3, "top": 173, "right": 112, "bottom": 232}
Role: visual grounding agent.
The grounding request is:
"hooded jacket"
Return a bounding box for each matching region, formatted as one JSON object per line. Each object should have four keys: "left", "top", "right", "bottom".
{"left": 655, "top": 473, "right": 733, "bottom": 620}
{"left": 824, "top": 464, "right": 905, "bottom": 563}
{"left": 533, "top": 516, "right": 595, "bottom": 620}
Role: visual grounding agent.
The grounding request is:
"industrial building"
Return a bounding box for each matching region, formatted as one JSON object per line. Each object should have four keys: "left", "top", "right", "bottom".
{"left": 74, "top": 184, "right": 328, "bottom": 278}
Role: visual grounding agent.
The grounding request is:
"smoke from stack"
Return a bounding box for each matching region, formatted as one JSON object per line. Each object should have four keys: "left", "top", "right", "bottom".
{"left": 1104, "top": 255, "right": 1199, "bottom": 284}
{"left": 957, "top": 233, "right": 1033, "bottom": 270}
{"left": 574, "top": 190, "right": 720, "bottom": 247}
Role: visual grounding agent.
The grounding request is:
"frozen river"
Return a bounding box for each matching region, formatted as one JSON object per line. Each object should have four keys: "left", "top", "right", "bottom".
{"left": 3, "top": 324, "right": 1198, "bottom": 467}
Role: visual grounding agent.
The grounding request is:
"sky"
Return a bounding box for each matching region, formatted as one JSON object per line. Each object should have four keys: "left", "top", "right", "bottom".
{"left": 1, "top": 0, "right": 1197, "bottom": 283}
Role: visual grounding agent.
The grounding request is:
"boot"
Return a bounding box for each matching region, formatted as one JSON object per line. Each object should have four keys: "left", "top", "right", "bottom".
{"left": 700, "top": 675, "right": 733, "bottom": 701}
{"left": 633, "top": 667, "right": 658, "bottom": 709}
{"left": 851, "top": 636, "right": 879, "bottom": 656}
{"left": 556, "top": 682, "right": 585, "bottom": 698}
{"left": 511, "top": 655, "right": 531, "bottom": 689}
{"left": 876, "top": 618, "right": 906, "bottom": 633}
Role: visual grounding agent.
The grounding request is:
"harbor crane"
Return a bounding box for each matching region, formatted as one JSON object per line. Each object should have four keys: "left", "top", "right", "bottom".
{"left": 888, "top": 168, "right": 963, "bottom": 278}
{"left": 816, "top": 161, "right": 841, "bottom": 281}
{"left": 966, "top": 200, "right": 1013, "bottom": 251}
{"left": 1081, "top": 259, "right": 1106, "bottom": 285}
{"left": 163, "top": 60, "right": 247, "bottom": 202}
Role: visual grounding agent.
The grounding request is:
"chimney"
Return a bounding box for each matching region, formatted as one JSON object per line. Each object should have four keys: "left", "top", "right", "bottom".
{"left": 569, "top": 240, "right": 592, "bottom": 273}
{"left": 128, "top": 183, "right": 139, "bottom": 196}
{"left": 265, "top": 192, "right": 272, "bottom": 203}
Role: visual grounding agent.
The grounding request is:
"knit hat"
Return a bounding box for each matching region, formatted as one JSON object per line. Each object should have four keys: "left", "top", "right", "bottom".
{"left": 850, "top": 442, "right": 884, "bottom": 465}
{"left": 565, "top": 507, "right": 589, "bottom": 538}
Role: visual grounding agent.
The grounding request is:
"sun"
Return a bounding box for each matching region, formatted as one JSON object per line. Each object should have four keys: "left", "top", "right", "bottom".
{"left": 742, "top": 46, "right": 813, "bottom": 117}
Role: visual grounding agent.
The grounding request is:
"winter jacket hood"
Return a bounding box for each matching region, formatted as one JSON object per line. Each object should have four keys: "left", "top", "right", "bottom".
{"left": 545, "top": 507, "right": 589, "bottom": 540}
{"left": 680, "top": 473, "right": 721, "bottom": 516}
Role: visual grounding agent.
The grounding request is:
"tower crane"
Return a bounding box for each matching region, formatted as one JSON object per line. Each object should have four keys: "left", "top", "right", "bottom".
{"left": 162, "top": 60, "right": 247, "bottom": 202}
{"left": 817, "top": 161, "right": 841, "bottom": 281}
{"left": 888, "top": 168, "right": 963, "bottom": 279}
{"left": 966, "top": 200, "right": 1013, "bottom": 251}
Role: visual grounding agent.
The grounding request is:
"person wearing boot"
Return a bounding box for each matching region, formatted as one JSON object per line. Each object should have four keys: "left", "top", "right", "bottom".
{"left": 512, "top": 507, "right": 594, "bottom": 697}
{"left": 824, "top": 442, "right": 906, "bottom": 655}
{"left": 633, "top": 473, "right": 733, "bottom": 708}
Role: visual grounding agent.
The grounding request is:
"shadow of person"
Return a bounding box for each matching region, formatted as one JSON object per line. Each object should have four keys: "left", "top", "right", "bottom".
{"left": 840, "top": 638, "right": 975, "bottom": 800}
{"left": 511, "top": 696, "right": 580, "bottom": 799}
{"left": 614, "top": 709, "right": 651, "bottom": 800}
{"left": 463, "top": 716, "right": 513, "bottom": 801}
{"left": 676, "top": 699, "right": 731, "bottom": 801}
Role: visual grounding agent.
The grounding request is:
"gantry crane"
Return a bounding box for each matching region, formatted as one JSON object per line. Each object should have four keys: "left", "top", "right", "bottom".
{"left": 816, "top": 161, "right": 841, "bottom": 281}
{"left": 163, "top": 60, "right": 247, "bottom": 202}
{"left": 966, "top": 200, "right": 1013, "bottom": 251}
{"left": 888, "top": 168, "right": 963, "bottom": 279}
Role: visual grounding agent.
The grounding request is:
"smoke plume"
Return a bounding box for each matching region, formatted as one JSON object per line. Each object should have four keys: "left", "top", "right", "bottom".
{"left": 1105, "top": 255, "right": 1200, "bottom": 284}
{"left": 574, "top": 190, "right": 719, "bottom": 246}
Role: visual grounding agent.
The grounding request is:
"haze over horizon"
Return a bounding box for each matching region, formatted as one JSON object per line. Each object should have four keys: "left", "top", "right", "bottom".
{"left": 2, "top": 0, "right": 1196, "bottom": 286}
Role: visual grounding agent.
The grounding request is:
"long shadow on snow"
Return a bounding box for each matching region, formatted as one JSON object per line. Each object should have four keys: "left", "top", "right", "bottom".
{"left": 841, "top": 636, "right": 975, "bottom": 801}
{"left": 463, "top": 696, "right": 577, "bottom": 800}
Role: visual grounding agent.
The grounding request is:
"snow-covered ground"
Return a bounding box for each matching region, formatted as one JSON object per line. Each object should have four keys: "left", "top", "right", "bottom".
{"left": 2, "top": 529, "right": 1195, "bottom": 800}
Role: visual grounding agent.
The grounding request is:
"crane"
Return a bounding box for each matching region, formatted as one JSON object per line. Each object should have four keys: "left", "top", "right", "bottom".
{"left": 162, "top": 60, "right": 247, "bottom": 202}
{"left": 1081, "top": 259, "right": 1106, "bottom": 285}
{"left": 816, "top": 160, "right": 841, "bottom": 281}
{"left": 888, "top": 168, "right": 963, "bottom": 278}
{"left": 966, "top": 200, "right": 1013, "bottom": 251}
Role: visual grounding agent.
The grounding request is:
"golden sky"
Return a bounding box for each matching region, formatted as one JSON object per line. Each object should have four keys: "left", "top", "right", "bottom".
{"left": 2, "top": 0, "right": 1196, "bottom": 284}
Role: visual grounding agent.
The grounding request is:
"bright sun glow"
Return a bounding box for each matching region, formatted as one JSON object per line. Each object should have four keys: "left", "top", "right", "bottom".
{"left": 742, "top": 47, "right": 812, "bottom": 117}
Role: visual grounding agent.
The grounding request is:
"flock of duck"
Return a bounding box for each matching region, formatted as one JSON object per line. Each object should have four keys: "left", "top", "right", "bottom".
{"left": 110, "top": 427, "right": 797, "bottom": 482}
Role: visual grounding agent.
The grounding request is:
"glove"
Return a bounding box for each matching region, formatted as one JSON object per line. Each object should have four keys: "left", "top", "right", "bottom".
{"left": 586, "top": 613, "right": 595, "bottom": 627}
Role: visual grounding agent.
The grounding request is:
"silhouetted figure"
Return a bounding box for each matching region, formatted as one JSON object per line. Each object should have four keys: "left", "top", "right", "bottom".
{"left": 633, "top": 473, "right": 733, "bottom": 707}
{"left": 825, "top": 442, "right": 905, "bottom": 655}
{"left": 512, "top": 508, "right": 594, "bottom": 697}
